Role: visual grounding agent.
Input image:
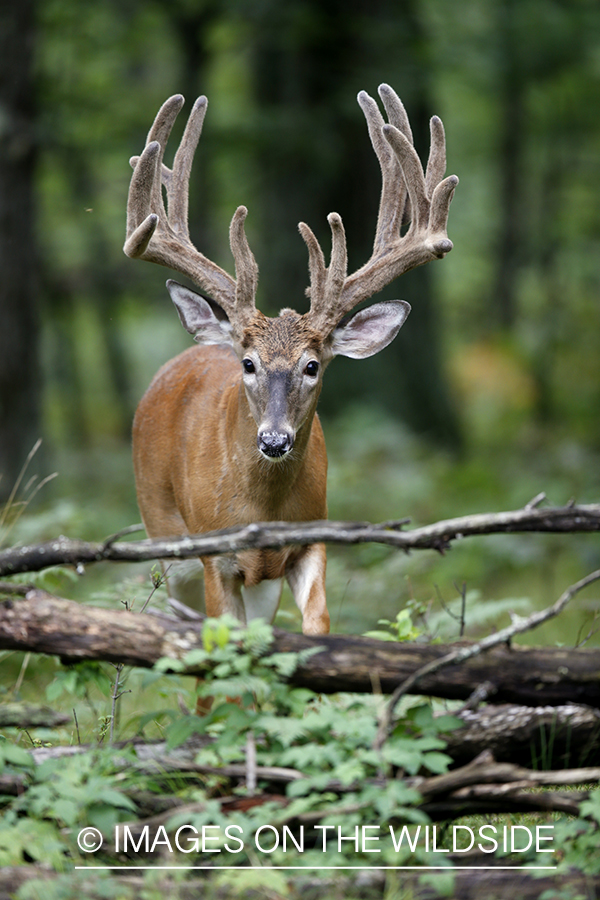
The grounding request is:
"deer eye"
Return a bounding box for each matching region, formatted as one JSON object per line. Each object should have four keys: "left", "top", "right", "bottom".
{"left": 242, "top": 358, "right": 255, "bottom": 374}
{"left": 304, "top": 360, "right": 319, "bottom": 377}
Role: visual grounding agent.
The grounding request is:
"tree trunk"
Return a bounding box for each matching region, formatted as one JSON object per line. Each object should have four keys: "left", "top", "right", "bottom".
{"left": 490, "top": 0, "right": 525, "bottom": 330}
{"left": 0, "top": 0, "right": 41, "bottom": 496}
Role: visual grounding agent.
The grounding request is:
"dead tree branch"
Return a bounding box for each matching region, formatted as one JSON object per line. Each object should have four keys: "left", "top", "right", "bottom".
{"left": 0, "top": 702, "right": 70, "bottom": 729}
{"left": 1, "top": 502, "right": 600, "bottom": 577}
{"left": 12, "top": 739, "right": 600, "bottom": 824}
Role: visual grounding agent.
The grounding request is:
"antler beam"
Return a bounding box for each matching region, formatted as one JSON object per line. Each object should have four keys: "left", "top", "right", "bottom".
{"left": 124, "top": 95, "right": 258, "bottom": 328}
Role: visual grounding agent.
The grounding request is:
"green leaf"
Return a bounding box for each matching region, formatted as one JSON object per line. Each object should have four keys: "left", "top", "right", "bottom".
{"left": 1, "top": 744, "right": 33, "bottom": 769}
{"left": 165, "top": 714, "right": 208, "bottom": 750}
{"left": 259, "top": 714, "right": 307, "bottom": 746}
{"left": 155, "top": 655, "right": 187, "bottom": 673}
{"left": 422, "top": 751, "right": 453, "bottom": 774}
{"left": 52, "top": 798, "right": 79, "bottom": 827}
{"left": 266, "top": 651, "right": 302, "bottom": 677}
{"left": 100, "top": 789, "right": 137, "bottom": 811}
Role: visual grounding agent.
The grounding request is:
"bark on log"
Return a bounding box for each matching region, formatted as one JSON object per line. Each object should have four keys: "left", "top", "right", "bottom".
{"left": 447, "top": 703, "right": 600, "bottom": 768}
{"left": 2, "top": 591, "right": 600, "bottom": 706}
{"left": 1, "top": 503, "right": 600, "bottom": 576}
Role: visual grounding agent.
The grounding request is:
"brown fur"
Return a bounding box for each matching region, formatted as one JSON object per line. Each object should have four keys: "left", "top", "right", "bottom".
{"left": 133, "top": 342, "right": 330, "bottom": 633}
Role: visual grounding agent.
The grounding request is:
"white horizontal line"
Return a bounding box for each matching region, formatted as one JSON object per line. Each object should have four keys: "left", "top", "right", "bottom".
{"left": 75, "top": 865, "right": 558, "bottom": 871}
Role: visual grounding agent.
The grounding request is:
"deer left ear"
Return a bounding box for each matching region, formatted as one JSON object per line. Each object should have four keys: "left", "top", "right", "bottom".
{"left": 328, "top": 300, "right": 411, "bottom": 359}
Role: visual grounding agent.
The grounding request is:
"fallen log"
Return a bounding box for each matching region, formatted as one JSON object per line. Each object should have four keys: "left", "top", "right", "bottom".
{"left": 2, "top": 591, "right": 600, "bottom": 706}
{"left": 0, "top": 702, "right": 70, "bottom": 729}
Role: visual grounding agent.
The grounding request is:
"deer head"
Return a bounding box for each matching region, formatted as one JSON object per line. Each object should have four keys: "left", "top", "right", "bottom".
{"left": 125, "top": 85, "right": 457, "bottom": 460}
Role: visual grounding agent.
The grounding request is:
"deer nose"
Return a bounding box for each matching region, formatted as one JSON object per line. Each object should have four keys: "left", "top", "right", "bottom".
{"left": 257, "top": 431, "right": 294, "bottom": 458}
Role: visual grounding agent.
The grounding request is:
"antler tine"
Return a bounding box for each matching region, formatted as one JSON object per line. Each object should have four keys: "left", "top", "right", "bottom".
{"left": 382, "top": 123, "right": 457, "bottom": 245}
{"left": 425, "top": 115, "right": 447, "bottom": 199}
{"left": 300, "top": 213, "right": 348, "bottom": 332}
{"left": 381, "top": 125, "right": 430, "bottom": 234}
{"left": 143, "top": 94, "right": 185, "bottom": 227}
{"left": 378, "top": 83, "right": 413, "bottom": 144}
{"left": 325, "top": 213, "right": 348, "bottom": 304}
{"left": 298, "top": 221, "right": 327, "bottom": 304}
{"left": 124, "top": 141, "right": 162, "bottom": 258}
{"left": 125, "top": 97, "right": 186, "bottom": 254}
{"left": 357, "top": 88, "right": 408, "bottom": 255}
{"left": 170, "top": 95, "right": 208, "bottom": 239}
{"left": 124, "top": 95, "right": 242, "bottom": 317}
{"left": 230, "top": 205, "right": 259, "bottom": 327}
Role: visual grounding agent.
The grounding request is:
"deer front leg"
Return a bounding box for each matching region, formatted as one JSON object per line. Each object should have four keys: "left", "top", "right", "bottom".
{"left": 196, "top": 558, "right": 246, "bottom": 714}
{"left": 287, "top": 543, "right": 330, "bottom": 635}
{"left": 202, "top": 557, "right": 246, "bottom": 622}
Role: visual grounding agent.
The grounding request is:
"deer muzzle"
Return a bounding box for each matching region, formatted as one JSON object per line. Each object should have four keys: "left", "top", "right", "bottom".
{"left": 257, "top": 430, "right": 294, "bottom": 459}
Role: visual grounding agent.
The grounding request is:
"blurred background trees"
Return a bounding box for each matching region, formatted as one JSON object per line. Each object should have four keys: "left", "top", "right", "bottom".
{"left": 1, "top": 0, "right": 599, "bottom": 512}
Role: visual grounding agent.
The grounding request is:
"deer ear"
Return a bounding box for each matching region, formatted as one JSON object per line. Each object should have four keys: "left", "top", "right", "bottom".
{"left": 166, "top": 280, "right": 233, "bottom": 346}
{"left": 328, "top": 300, "right": 410, "bottom": 359}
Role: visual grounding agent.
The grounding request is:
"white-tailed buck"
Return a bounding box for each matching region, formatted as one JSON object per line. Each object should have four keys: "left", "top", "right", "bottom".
{"left": 125, "top": 84, "right": 457, "bottom": 635}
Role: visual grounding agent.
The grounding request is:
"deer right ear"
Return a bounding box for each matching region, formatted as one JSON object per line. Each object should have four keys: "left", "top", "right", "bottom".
{"left": 166, "top": 280, "right": 233, "bottom": 346}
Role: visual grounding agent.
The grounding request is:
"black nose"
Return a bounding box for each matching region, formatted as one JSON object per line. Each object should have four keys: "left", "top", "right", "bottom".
{"left": 258, "top": 431, "right": 293, "bottom": 458}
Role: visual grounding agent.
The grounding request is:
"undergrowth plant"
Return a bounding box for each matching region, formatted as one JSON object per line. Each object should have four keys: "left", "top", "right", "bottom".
{"left": 0, "top": 606, "right": 600, "bottom": 897}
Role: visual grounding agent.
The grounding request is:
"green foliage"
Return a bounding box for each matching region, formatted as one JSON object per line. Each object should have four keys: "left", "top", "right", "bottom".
{"left": 0, "top": 615, "right": 460, "bottom": 879}
{"left": 153, "top": 618, "right": 460, "bottom": 868}
{"left": 0, "top": 598, "right": 599, "bottom": 889}
{"left": 45, "top": 662, "right": 112, "bottom": 703}
{"left": 364, "top": 608, "right": 422, "bottom": 642}
{"left": 0, "top": 746, "right": 137, "bottom": 867}
{"left": 0, "top": 740, "right": 36, "bottom": 771}
{"left": 550, "top": 792, "right": 600, "bottom": 876}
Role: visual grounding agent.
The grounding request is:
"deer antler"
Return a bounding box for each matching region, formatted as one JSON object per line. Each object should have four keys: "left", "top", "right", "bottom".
{"left": 302, "top": 84, "right": 458, "bottom": 333}
{"left": 125, "top": 87, "right": 456, "bottom": 338}
{"left": 124, "top": 95, "right": 258, "bottom": 330}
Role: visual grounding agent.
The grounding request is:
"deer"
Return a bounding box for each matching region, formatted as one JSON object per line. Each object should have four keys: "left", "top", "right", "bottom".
{"left": 124, "top": 84, "right": 457, "bottom": 638}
